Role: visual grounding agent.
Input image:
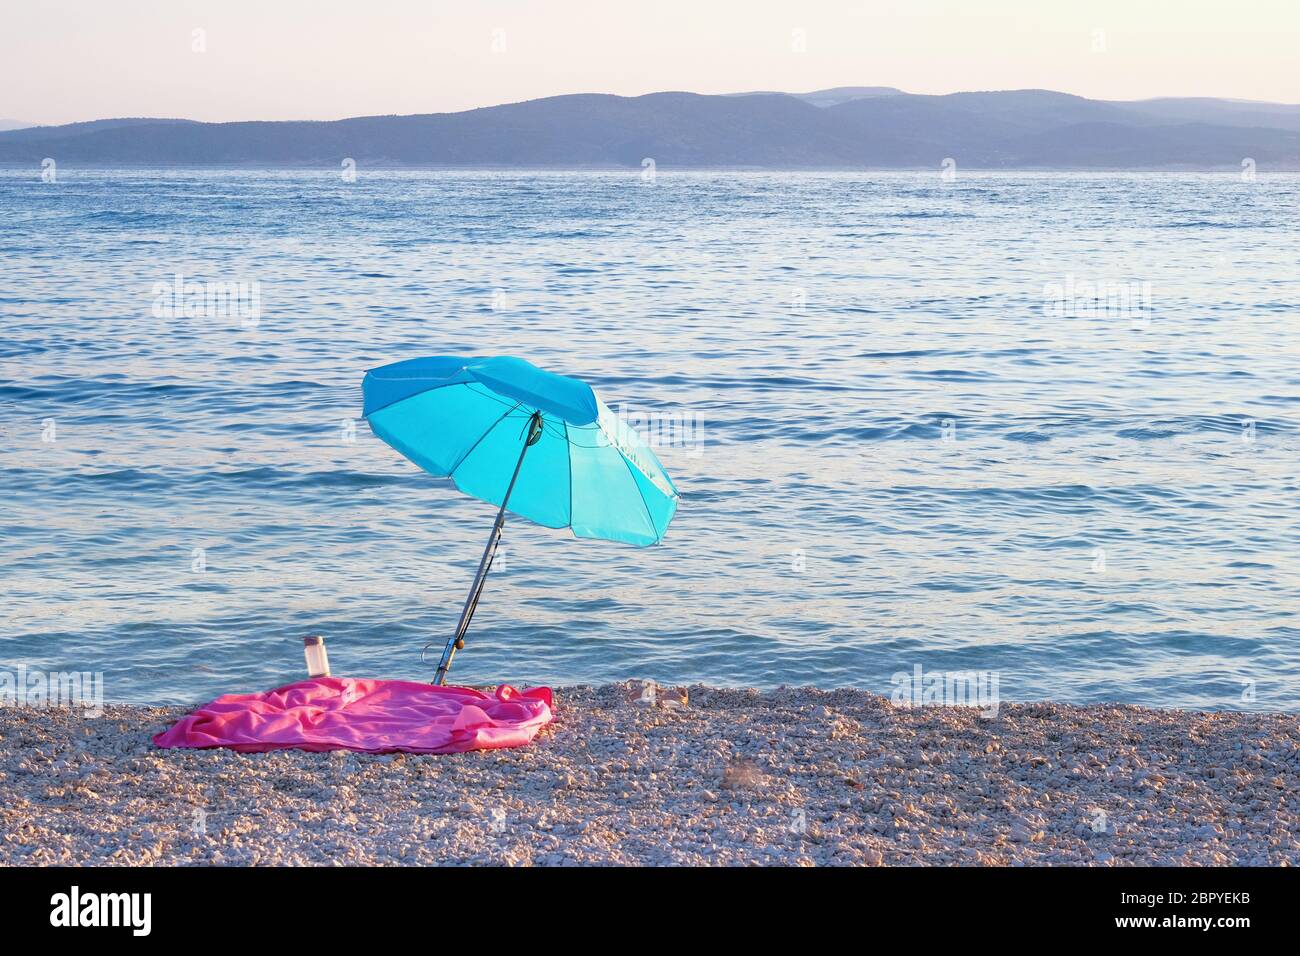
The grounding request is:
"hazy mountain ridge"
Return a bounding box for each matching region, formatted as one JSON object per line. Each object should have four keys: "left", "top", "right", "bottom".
{"left": 3, "top": 88, "right": 1298, "bottom": 168}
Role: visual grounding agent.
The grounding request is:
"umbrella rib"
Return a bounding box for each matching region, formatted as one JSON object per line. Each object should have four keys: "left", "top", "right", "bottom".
{"left": 619, "top": 453, "right": 659, "bottom": 543}
{"left": 564, "top": 419, "right": 574, "bottom": 527}
{"left": 448, "top": 402, "right": 522, "bottom": 478}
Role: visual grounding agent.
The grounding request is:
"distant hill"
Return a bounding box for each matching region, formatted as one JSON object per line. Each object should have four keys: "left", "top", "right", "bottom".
{"left": 1110, "top": 97, "right": 1300, "bottom": 132}
{"left": 0, "top": 119, "right": 36, "bottom": 132}
{"left": 2, "top": 88, "right": 1298, "bottom": 168}
{"left": 795, "top": 87, "right": 905, "bottom": 107}
{"left": 0, "top": 117, "right": 197, "bottom": 140}
{"left": 729, "top": 86, "right": 904, "bottom": 107}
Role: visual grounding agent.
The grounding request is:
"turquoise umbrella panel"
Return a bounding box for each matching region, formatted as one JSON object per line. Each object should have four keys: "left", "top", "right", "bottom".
{"left": 566, "top": 400, "right": 678, "bottom": 545}
{"left": 366, "top": 382, "right": 524, "bottom": 477}
{"left": 455, "top": 407, "right": 573, "bottom": 530}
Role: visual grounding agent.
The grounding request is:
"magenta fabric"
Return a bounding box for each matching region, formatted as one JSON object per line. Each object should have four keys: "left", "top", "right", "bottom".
{"left": 153, "top": 677, "right": 555, "bottom": 754}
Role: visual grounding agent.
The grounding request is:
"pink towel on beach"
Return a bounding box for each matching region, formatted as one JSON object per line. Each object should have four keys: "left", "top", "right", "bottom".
{"left": 153, "top": 677, "right": 554, "bottom": 754}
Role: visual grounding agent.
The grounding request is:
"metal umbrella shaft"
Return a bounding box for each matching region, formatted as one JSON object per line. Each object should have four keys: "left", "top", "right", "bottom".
{"left": 434, "top": 411, "right": 543, "bottom": 685}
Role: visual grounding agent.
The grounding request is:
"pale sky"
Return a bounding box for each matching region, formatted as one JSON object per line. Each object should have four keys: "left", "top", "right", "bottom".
{"left": 2, "top": 0, "right": 1297, "bottom": 125}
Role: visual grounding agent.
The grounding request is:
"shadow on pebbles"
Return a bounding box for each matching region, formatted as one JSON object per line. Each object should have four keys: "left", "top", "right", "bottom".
{"left": 2, "top": 684, "right": 1298, "bottom": 866}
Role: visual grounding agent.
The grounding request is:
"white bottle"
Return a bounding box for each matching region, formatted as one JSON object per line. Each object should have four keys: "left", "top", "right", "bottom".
{"left": 303, "top": 635, "right": 331, "bottom": 678}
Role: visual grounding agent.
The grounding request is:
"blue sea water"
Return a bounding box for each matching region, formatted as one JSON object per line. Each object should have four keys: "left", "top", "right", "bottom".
{"left": 1, "top": 168, "right": 1298, "bottom": 710}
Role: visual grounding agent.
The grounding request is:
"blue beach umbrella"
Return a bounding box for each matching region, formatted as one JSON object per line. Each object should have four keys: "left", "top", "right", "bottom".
{"left": 363, "top": 355, "right": 679, "bottom": 684}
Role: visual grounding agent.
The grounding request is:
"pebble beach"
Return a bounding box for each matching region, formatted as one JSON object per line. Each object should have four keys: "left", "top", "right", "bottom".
{"left": 2, "top": 684, "right": 1298, "bottom": 866}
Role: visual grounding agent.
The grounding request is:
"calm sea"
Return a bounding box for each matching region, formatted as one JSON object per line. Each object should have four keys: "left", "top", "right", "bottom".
{"left": 2, "top": 168, "right": 1297, "bottom": 710}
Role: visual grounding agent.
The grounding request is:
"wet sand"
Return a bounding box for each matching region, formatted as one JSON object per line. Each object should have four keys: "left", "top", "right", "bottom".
{"left": 2, "top": 684, "right": 1297, "bottom": 865}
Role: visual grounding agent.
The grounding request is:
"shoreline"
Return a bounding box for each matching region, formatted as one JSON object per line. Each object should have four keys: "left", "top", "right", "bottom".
{"left": 2, "top": 685, "right": 1297, "bottom": 866}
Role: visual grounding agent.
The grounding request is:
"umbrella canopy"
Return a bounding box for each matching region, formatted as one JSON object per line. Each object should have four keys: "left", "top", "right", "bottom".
{"left": 363, "top": 355, "right": 679, "bottom": 684}
{"left": 364, "top": 355, "right": 677, "bottom": 546}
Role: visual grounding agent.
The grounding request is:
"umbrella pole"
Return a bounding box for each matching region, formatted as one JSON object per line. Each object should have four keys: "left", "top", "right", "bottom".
{"left": 434, "top": 411, "right": 543, "bottom": 685}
